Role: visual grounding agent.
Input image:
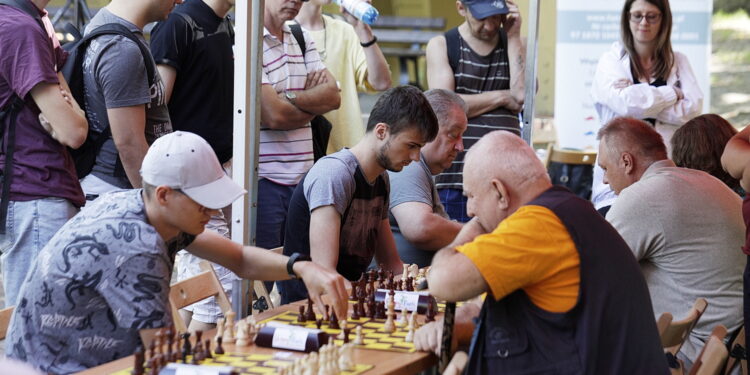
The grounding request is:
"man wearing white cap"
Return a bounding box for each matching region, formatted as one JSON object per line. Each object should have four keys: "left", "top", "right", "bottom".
{"left": 6, "top": 131, "right": 349, "bottom": 374}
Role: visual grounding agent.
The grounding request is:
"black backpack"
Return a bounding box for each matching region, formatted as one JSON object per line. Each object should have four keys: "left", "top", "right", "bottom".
{"left": 60, "top": 22, "right": 156, "bottom": 178}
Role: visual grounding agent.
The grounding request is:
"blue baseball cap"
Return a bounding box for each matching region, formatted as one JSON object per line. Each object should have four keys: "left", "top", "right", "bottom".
{"left": 462, "top": 0, "right": 509, "bottom": 19}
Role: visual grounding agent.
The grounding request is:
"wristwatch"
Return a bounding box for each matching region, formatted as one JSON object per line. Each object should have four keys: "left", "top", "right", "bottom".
{"left": 284, "top": 91, "right": 298, "bottom": 106}
{"left": 287, "top": 252, "right": 312, "bottom": 279}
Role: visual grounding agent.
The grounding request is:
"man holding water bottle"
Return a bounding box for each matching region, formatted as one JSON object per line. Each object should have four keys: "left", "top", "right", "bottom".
{"left": 295, "top": 0, "right": 392, "bottom": 155}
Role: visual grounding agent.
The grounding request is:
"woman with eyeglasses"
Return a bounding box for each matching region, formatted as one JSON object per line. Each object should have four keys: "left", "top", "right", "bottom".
{"left": 589, "top": 0, "right": 703, "bottom": 215}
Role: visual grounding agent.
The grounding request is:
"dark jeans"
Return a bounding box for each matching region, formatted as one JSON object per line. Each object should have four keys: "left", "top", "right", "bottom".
{"left": 256, "top": 178, "right": 295, "bottom": 292}
{"left": 438, "top": 188, "right": 471, "bottom": 223}
{"left": 745, "top": 255, "right": 750, "bottom": 350}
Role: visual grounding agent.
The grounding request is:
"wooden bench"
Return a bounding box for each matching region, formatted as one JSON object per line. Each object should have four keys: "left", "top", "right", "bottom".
{"left": 370, "top": 16, "right": 446, "bottom": 87}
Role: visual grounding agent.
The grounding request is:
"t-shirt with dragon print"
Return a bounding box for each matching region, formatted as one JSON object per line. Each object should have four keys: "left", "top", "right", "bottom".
{"left": 6, "top": 189, "right": 195, "bottom": 374}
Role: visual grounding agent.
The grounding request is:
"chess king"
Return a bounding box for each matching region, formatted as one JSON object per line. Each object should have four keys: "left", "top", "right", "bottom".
{"left": 5, "top": 131, "right": 349, "bottom": 374}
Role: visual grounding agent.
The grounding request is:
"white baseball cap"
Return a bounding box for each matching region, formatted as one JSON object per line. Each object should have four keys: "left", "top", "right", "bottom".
{"left": 140, "top": 131, "right": 246, "bottom": 209}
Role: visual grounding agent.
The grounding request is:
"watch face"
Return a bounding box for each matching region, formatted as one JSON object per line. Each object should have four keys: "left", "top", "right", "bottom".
{"left": 286, "top": 91, "right": 297, "bottom": 100}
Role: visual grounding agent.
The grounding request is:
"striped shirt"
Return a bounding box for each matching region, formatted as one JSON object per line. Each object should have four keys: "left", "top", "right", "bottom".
{"left": 435, "top": 27, "right": 520, "bottom": 189}
{"left": 261, "top": 23, "right": 325, "bottom": 185}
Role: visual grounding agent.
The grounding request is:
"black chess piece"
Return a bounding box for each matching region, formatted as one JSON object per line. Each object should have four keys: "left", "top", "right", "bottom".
{"left": 349, "top": 281, "right": 358, "bottom": 301}
{"left": 330, "top": 310, "right": 339, "bottom": 329}
{"left": 215, "top": 336, "right": 225, "bottom": 355}
{"left": 343, "top": 327, "right": 351, "bottom": 344}
{"left": 351, "top": 302, "right": 360, "bottom": 320}
{"left": 426, "top": 298, "right": 436, "bottom": 322}
{"left": 305, "top": 298, "right": 316, "bottom": 321}
{"left": 324, "top": 304, "right": 330, "bottom": 322}
{"left": 204, "top": 339, "right": 213, "bottom": 359}
{"left": 181, "top": 332, "right": 192, "bottom": 363}
{"left": 298, "top": 305, "right": 307, "bottom": 322}
{"left": 132, "top": 346, "right": 144, "bottom": 375}
{"left": 316, "top": 318, "right": 323, "bottom": 329}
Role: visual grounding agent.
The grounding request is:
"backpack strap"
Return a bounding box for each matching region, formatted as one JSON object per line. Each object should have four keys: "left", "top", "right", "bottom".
{"left": 0, "top": 95, "right": 25, "bottom": 234}
{"left": 82, "top": 23, "right": 156, "bottom": 87}
{"left": 444, "top": 27, "right": 460, "bottom": 73}
{"left": 289, "top": 23, "right": 307, "bottom": 56}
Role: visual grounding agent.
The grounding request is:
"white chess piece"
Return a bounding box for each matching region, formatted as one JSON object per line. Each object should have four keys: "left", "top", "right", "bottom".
{"left": 235, "top": 320, "right": 250, "bottom": 347}
{"left": 405, "top": 326, "right": 415, "bottom": 343}
{"left": 223, "top": 311, "right": 236, "bottom": 343}
{"left": 338, "top": 343, "right": 354, "bottom": 371}
{"left": 408, "top": 264, "right": 418, "bottom": 279}
{"left": 354, "top": 325, "right": 364, "bottom": 345}
{"left": 397, "top": 310, "right": 408, "bottom": 327}
{"left": 408, "top": 311, "right": 418, "bottom": 330}
{"left": 336, "top": 320, "right": 348, "bottom": 340}
{"left": 401, "top": 264, "right": 409, "bottom": 282}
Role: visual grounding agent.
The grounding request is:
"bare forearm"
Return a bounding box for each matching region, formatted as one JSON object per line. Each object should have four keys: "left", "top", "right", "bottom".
{"left": 116, "top": 139, "right": 149, "bottom": 188}
{"left": 448, "top": 218, "right": 487, "bottom": 248}
{"left": 294, "top": 81, "right": 341, "bottom": 115}
{"left": 507, "top": 34, "right": 526, "bottom": 103}
{"left": 722, "top": 128, "right": 750, "bottom": 179}
{"left": 354, "top": 27, "right": 391, "bottom": 91}
{"left": 459, "top": 91, "right": 519, "bottom": 118}
{"left": 237, "top": 245, "right": 294, "bottom": 280}
{"left": 406, "top": 215, "right": 462, "bottom": 251}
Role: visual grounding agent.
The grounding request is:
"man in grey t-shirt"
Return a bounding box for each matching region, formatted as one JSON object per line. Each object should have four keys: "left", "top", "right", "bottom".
{"left": 389, "top": 89, "right": 467, "bottom": 267}
{"left": 599, "top": 117, "right": 744, "bottom": 368}
{"left": 80, "top": 0, "right": 175, "bottom": 195}
{"left": 7, "top": 132, "right": 349, "bottom": 373}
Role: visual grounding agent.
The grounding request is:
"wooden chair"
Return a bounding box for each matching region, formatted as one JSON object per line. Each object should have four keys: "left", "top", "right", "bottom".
{"left": 247, "top": 247, "right": 284, "bottom": 315}
{"left": 689, "top": 325, "right": 729, "bottom": 375}
{"left": 545, "top": 145, "right": 597, "bottom": 168}
{"left": 658, "top": 298, "right": 709, "bottom": 357}
{"left": 725, "top": 326, "right": 748, "bottom": 375}
{"left": 169, "top": 261, "right": 233, "bottom": 333}
{"left": 0, "top": 306, "right": 14, "bottom": 340}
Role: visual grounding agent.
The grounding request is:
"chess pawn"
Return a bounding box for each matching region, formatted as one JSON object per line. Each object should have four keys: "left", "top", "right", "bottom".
{"left": 223, "top": 311, "right": 236, "bottom": 344}
{"left": 298, "top": 305, "right": 307, "bottom": 322}
{"left": 408, "top": 264, "right": 419, "bottom": 279}
{"left": 397, "top": 310, "right": 408, "bottom": 327}
{"left": 215, "top": 318, "right": 225, "bottom": 344}
{"left": 401, "top": 264, "right": 408, "bottom": 282}
{"left": 382, "top": 312, "right": 395, "bottom": 333}
{"left": 354, "top": 325, "right": 364, "bottom": 345}
{"left": 214, "top": 336, "right": 225, "bottom": 355}
{"left": 235, "top": 320, "right": 250, "bottom": 347}
{"left": 408, "top": 311, "right": 418, "bottom": 330}
{"left": 405, "top": 326, "right": 415, "bottom": 343}
{"left": 307, "top": 351, "right": 319, "bottom": 375}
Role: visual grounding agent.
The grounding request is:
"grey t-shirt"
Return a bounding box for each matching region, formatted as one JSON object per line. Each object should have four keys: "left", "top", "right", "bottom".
{"left": 6, "top": 190, "right": 195, "bottom": 374}
{"left": 388, "top": 156, "right": 448, "bottom": 267}
{"left": 606, "top": 160, "right": 745, "bottom": 362}
{"left": 83, "top": 8, "right": 172, "bottom": 188}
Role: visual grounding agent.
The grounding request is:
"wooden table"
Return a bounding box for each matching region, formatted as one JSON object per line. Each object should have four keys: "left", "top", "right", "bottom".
{"left": 77, "top": 303, "right": 437, "bottom": 375}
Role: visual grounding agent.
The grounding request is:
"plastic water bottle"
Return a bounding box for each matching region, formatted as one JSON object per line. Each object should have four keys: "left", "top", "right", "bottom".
{"left": 333, "top": 0, "right": 379, "bottom": 25}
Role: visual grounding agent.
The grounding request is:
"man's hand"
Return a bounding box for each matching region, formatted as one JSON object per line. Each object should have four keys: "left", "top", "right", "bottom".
{"left": 295, "top": 261, "right": 349, "bottom": 321}
{"left": 414, "top": 320, "right": 447, "bottom": 355}
{"left": 503, "top": 0, "right": 522, "bottom": 37}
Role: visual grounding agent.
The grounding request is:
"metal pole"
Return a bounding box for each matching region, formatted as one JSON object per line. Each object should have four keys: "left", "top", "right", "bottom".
{"left": 231, "top": 0, "right": 263, "bottom": 319}
{"left": 521, "top": 0, "right": 541, "bottom": 145}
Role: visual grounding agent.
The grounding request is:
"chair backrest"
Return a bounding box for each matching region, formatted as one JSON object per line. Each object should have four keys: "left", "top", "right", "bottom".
{"left": 169, "top": 261, "right": 233, "bottom": 332}
{"left": 658, "top": 298, "right": 709, "bottom": 355}
{"left": 690, "top": 325, "right": 729, "bottom": 375}
{"left": 724, "top": 325, "right": 748, "bottom": 375}
{"left": 546, "top": 146, "right": 597, "bottom": 167}
{"left": 0, "top": 306, "right": 14, "bottom": 340}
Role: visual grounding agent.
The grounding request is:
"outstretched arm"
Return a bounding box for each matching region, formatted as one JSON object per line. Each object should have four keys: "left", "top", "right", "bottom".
{"left": 187, "top": 230, "right": 349, "bottom": 319}
{"left": 391, "top": 202, "right": 462, "bottom": 251}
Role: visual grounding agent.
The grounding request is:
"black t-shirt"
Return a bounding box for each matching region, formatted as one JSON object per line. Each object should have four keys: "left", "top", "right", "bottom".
{"left": 150, "top": 0, "right": 234, "bottom": 163}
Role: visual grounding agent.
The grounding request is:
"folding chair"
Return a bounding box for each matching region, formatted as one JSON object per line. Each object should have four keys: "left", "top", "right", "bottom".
{"left": 169, "top": 261, "right": 233, "bottom": 333}
{"left": 658, "top": 298, "right": 709, "bottom": 356}
{"left": 725, "top": 326, "right": 748, "bottom": 375}
{"left": 689, "top": 325, "right": 729, "bottom": 375}
{"left": 0, "top": 306, "right": 14, "bottom": 340}
{"left": 545, "top": 145, "right": 597, "bottom": 168}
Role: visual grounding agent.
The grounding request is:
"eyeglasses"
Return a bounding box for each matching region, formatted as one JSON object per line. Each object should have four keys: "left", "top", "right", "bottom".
{"left": 629, "top": 12, "right": 662, "bottom": 24}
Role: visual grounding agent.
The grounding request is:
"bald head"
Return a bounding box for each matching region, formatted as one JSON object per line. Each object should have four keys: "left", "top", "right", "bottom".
{"left": 463, "top": 131, "right": 551, "bottom": 232}
{"left": 465, "top": 131, "right": 550, "bottom": 191}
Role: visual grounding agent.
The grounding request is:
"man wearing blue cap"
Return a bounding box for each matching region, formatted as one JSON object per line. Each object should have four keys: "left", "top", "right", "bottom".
{"left": 6, "top": 131, "right": 349, "bottom": 374}
{"left": 425, "top": 0, "right": 526, "bottom": 223}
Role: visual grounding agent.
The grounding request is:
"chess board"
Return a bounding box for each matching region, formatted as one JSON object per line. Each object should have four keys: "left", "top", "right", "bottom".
{"left": 111, "top": 352, "right": 373, "bottom": 375}
{"left": 260, "top": 310, "right": 417, "bottom": 353}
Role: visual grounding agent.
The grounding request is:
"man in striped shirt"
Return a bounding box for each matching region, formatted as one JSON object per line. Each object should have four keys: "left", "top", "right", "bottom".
{"left": 425, "top": 0, "right": 525, "bottom": 222}
{"left": 259, "top": 0, "right": 341, "bottom": 259}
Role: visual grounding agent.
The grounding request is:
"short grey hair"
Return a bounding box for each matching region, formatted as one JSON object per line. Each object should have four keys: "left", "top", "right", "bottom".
{"left": 423, "top": 89, "right": 467, "bottom": 126}
{"left": 597, "top": 117, "right": 667, "bottom": 161}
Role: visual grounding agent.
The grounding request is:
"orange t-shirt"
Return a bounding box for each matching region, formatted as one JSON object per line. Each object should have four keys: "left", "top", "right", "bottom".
{"left": 457, "top": 205, "right": 580, "bottom": 313}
